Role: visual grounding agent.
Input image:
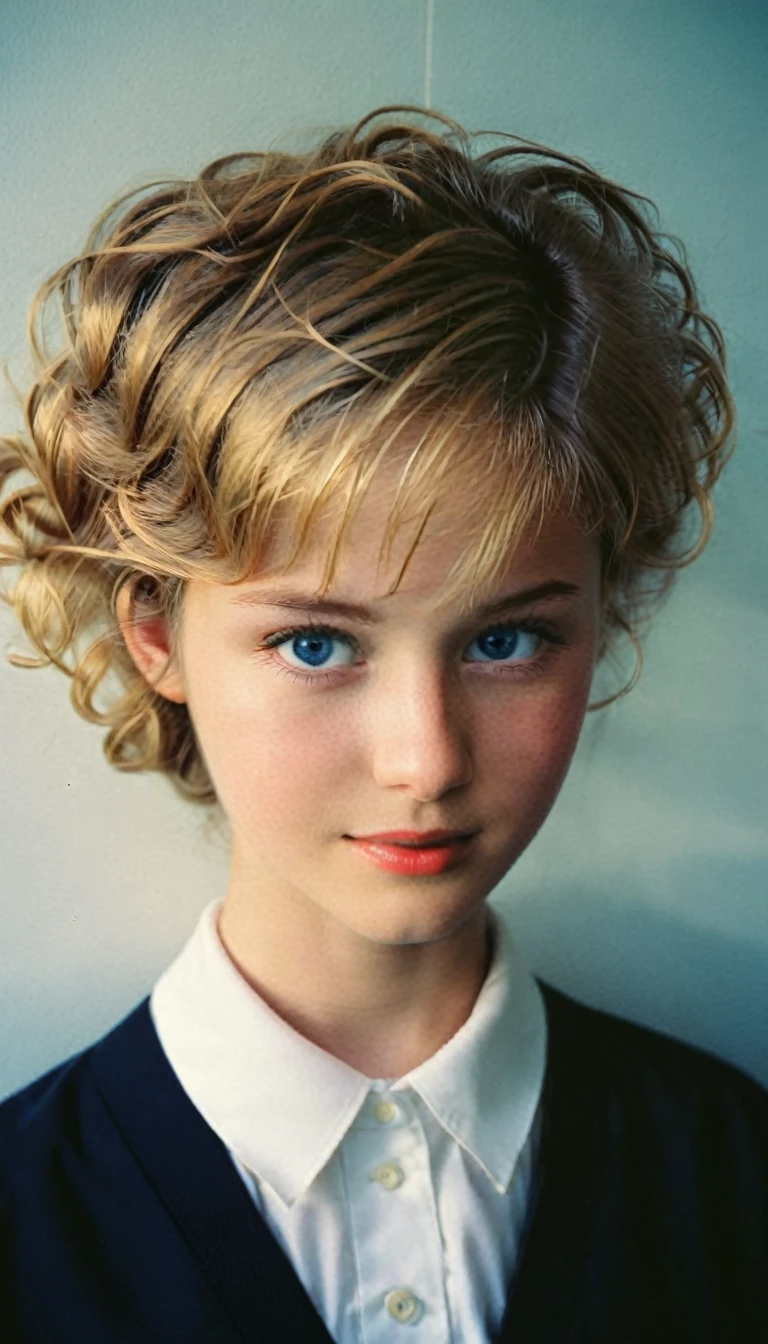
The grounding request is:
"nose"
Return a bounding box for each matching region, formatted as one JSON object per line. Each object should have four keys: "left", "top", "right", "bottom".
{"left": 368, "top": 669, "right": 473, "bottom": 799}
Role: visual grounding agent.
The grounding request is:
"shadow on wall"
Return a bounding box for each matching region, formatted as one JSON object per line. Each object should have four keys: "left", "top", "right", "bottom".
{"left": 505, "top": 849, "right": 768, "bottom": 1090}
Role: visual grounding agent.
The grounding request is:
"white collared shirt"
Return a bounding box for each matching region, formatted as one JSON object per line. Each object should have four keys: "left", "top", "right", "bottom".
{"left": 150, "top": 899, "right": 547, "bottom": 1343}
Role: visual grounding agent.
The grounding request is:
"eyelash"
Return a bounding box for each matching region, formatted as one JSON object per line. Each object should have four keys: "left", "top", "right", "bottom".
{"left": 255, "top": 615, "right": 572, "bottom": 686}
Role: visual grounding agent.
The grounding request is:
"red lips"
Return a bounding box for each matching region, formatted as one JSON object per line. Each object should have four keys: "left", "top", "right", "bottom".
{"left": 350, "top": 829, "right": 476, "bottom": 845}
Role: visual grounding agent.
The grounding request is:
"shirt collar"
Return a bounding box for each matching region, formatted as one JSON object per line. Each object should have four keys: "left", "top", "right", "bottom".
{"left": 150, "top": 898, "right": 546, "bottom": 1208}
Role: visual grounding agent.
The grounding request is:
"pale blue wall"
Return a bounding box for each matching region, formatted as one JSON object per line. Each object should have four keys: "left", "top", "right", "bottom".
{"left": 1, "top": 0, "right": 766, "bottom": 1098}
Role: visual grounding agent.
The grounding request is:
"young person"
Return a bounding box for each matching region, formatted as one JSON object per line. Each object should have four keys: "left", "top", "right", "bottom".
{"left": 1, "top": 104, "right": 766, "bottom": 1342}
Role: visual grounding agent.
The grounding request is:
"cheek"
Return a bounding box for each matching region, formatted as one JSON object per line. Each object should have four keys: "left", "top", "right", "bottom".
{"left": 188, "top": 683, "right": 353, "bottom": 835}
{"left": 482, "top": 680, "right": 590, "bottom": 800}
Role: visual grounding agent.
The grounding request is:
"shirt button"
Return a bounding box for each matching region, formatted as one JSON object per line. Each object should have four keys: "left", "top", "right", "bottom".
{"left": 370, "top": 1161, "right": 405, "bottom": 1190}
{"left": 373, "top": 1098, "right": 398, "bottom": 1123}
{"left": 384, "top": 1288, "right": 422, "bottom": 1323}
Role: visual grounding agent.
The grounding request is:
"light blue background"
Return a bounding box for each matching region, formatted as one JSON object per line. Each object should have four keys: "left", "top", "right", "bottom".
{"left": 1, "top": 0, "right": 766, "bottom": 1098}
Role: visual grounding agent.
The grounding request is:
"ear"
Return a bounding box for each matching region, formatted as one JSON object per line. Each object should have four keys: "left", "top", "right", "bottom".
{"left": 115, "top": 584, "right": 187, "bottom": 705}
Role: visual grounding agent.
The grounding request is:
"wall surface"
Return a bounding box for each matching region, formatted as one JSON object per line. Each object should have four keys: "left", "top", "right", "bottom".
{"left": 1, "top": 0, "right": 766, "bottom": 1099}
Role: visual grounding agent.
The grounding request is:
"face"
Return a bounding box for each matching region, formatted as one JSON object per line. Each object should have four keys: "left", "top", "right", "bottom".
{"left": 122, "top": 454, "right": 602, "bottom": 952}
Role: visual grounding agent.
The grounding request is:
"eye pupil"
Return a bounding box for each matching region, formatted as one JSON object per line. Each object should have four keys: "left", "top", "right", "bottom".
{"left": 479, "top": 629, "right": 519, "bottom": 659}
{"left": 296, "top": 633, "right": 334, "bottom": 666}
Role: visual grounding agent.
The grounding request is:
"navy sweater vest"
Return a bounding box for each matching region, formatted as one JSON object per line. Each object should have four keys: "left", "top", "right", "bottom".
{"left": 2, "top": 981, "right": 767, "bottom": 1342}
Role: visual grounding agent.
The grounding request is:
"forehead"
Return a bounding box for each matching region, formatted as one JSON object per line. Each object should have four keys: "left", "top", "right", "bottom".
{"left": 250, "top": 468, "right": 597, "bottom": 613}
{"left": 202, "top": 406, "right": 602, "bottom": 621}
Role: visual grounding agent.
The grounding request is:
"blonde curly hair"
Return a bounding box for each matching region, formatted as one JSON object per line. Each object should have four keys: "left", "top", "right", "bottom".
{"left": 0, "top": 103, "right": 735, "bottom": 826}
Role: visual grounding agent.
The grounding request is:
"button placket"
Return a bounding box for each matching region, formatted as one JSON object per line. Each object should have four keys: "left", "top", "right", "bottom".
{"left": 369, "top": 1092, "right": 406, "bottom": 1192}
{"left": 344, "top": 1092, "right": 451, "bottom": 1341}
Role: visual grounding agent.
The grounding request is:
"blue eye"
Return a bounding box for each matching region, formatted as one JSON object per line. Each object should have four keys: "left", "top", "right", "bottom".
{"left": 257, "top": 617, "right": 571, "bottom": 685}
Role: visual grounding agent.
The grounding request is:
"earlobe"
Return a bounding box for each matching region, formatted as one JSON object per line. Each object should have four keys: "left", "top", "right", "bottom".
{"left": 115, "top": 586, "right": 188, "bottom": 705}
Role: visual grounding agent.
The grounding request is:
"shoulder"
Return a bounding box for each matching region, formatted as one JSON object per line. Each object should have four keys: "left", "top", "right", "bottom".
{"left": 543, "top": 973, "right": 763, "bottom": 1075}
{"left": 537, "top": 977, "right": 768, "bottom": 1166}
{"left": 0, "top": 1046, "right": 92, "bottom": 1152}
{"left": 0, "top": 1001, "right": 150, "bottom": 1212}
{"left": 538, "top": 976, "right": 768, "bottom": 1101}
{"left": 0, "top": 1043, "right": 97, "bottom": 1263}
{"left": 525, "top": 983, "right": 768, "bottom": 1334}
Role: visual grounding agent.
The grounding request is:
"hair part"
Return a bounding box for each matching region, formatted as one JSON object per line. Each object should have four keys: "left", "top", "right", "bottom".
{"left": 0, "top": 103, "right": 735, "bottom": 819}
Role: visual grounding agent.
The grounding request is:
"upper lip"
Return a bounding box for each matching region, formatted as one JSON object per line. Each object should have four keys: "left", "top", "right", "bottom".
{"left": 349, "top": 828, "right": 478, "bottom": 843}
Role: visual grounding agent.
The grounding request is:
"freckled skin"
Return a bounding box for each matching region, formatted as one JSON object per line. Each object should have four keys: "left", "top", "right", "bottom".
{"left": 118, "top": 451, "right": 602, "bottom": 1078}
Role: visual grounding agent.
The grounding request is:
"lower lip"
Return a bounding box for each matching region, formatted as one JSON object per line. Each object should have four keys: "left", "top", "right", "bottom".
{"left": 345, "top": 836, "right": 475, "bottom": 876}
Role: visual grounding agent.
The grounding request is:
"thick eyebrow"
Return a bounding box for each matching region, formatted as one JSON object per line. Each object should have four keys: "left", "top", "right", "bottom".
{"left": 229, "top": 579, "right": 581, "bottom": 625}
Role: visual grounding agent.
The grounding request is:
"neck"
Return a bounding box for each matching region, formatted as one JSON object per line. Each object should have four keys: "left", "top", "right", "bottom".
{"left": 216, "top": 888, "right": 493, "bottom": 1079}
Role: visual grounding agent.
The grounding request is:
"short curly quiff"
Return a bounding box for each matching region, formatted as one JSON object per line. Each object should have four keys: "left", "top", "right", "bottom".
{"left": 0, "top": 103, "right": 735, "bottom": 820}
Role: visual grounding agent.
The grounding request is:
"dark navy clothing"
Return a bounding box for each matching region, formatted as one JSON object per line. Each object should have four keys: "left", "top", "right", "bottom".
{"left": 2, "top": 981, "right": 767, "bottom": 1342}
